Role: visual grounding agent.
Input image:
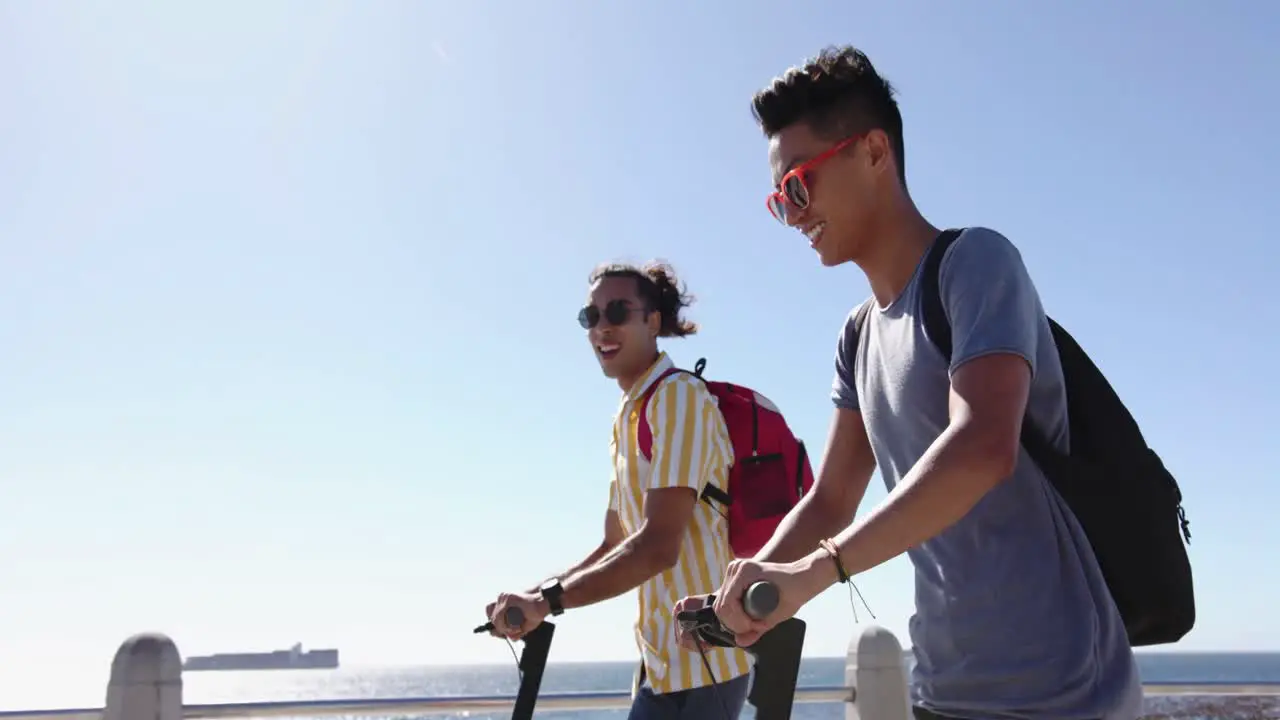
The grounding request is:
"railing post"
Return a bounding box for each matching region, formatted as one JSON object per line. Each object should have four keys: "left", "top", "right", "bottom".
{"left": 845, "top": 625, "right": 910, "bottom": 720}
{"left": 103, "top": 633, "right": 183, "bottom": 720}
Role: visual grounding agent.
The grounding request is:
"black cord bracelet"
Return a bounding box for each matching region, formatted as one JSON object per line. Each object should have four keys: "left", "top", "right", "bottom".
{"left": 819, "top": 538, "right": 851, "bottom": 584}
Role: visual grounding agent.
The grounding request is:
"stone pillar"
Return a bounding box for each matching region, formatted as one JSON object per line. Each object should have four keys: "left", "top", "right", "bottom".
{"left": 845, "top": 625, "right": 910, "bottom": 720}
{"left": 103, "top": 633, "right": 183, "bottom": 720}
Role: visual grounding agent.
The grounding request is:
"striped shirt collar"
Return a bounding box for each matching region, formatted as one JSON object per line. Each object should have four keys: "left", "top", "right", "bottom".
{"left": 622, "top": 351, "right": 674, "bottom": 408}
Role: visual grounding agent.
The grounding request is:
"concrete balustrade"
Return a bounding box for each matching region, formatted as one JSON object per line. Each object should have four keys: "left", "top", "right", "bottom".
{"left": 0, "top": 625, "right": 1276, "bottom": 720}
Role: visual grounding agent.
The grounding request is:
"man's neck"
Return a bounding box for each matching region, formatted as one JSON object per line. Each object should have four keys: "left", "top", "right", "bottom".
{"left": 855, "top": 202, "right": 940, "bottom": 309}
{"left": 616, "top": 351, "right": 661, "bottom": 393}
{"left": 617, "top": 373, "right": 641, "bottom": 393}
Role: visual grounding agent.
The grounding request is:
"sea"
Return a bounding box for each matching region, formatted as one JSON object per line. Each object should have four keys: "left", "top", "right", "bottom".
{"left": 7, "top": 653, "right": 1280, "bottom": 720}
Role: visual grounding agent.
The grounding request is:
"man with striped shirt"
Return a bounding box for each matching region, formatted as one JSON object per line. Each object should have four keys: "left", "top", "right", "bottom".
{"left": 486, "top": 261, "right": 753, "bottom": 720}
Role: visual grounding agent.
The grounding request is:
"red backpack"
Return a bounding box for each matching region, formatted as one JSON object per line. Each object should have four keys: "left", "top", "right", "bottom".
{"left": 636, "top": 357, "right": 815, "bottom": 558}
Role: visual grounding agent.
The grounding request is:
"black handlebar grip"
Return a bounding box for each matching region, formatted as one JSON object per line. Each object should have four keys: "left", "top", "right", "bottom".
{"left": 472, "top": 605, "right": 529, "bottom": 634}
{"left": 504, "top": 605, "right": 525, "bottom": 628}
{"left": 742, "top": 581, "right": 779, "bottom": 620}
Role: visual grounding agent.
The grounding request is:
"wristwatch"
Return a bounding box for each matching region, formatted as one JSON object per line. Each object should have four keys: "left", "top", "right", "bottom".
{"left": 540, "top": 578, "right": 565, "bottom": 616}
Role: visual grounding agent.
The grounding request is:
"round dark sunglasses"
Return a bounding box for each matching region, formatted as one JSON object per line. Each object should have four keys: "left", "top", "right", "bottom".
{"left": 578, "top": 300, "right": 649, "bottom": 330}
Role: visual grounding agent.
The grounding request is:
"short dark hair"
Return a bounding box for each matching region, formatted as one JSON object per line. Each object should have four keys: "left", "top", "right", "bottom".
{"left": 751, "top": 45, "right": 906, "bottom": 183}
{"left": 588, "top": 261, "right": 698, "bottom": 338}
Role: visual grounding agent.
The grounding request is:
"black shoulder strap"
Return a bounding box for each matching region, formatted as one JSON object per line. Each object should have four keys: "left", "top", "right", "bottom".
{"left": 850, "top": 297, "right": 874, "bottom": 376}
{"left": 919, "top": 228, "right": 966, "bottom": 360}
{"left": 851, "top": 228, "right": 961, "bottom": 378}
{"left": 921, "top": 227, "right": 1052, "bottom": 457}
{"left": 853, "top": 297, "right": 874, "bottom": 336}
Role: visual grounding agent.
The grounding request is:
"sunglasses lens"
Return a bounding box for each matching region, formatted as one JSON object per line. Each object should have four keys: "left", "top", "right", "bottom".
{"left": 767, "top": 195, "right": 786, "bottom": 222}
{"left": 578, "top": 306, "right": 599, "bottom": 329}
{"left": 604, "top": 300, "right": 633, "bottom": 325}
{"left": 783, "top": 174, "right": 809, "bottom": 209}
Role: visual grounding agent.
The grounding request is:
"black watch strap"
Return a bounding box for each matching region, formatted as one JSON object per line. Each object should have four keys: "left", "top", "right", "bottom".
{"left": 541, "top": 579, "right": 565, "bottom": 616}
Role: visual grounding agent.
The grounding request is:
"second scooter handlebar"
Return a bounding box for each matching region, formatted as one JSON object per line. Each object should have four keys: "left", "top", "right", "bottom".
{"left": 675, "top": 580, "right": 781, "bottom": 649}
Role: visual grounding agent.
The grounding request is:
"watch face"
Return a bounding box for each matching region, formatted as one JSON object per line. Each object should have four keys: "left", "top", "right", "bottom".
{"left": 540, "top": 579, "right": 564, "bottom": 615}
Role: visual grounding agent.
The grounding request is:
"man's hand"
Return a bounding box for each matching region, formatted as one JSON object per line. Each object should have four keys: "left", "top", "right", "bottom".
{"left": 487, "top": 591, "right": 549, "bottom": 641}
{"left": 672, "top": 594, "right": 713, "bottom": 652}
{"left": 711, "top": 557, "right": 828, "bottom": 648}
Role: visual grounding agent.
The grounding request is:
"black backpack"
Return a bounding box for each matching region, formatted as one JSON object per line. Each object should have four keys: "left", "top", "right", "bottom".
{"left": 851, "top": 228, "right": 1195, "bottom": 647}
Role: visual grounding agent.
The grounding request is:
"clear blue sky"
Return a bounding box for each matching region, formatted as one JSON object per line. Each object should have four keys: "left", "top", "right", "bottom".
{"left": 3, "top": 0, "right": 1278, "bottom": 703}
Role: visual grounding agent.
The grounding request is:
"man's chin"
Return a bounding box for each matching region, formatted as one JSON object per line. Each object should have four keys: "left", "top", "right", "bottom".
{"left": 816, "top": 240, "right": 855, "bottom": 267}
{"left": 817, "top": 249, "right": 845, "bottom": 267}
{"left": 597, "top": 358, "right": 622, "bottom": 378}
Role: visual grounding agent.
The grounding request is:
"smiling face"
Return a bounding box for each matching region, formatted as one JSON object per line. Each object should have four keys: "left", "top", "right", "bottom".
{"left": 766, "top": 122, "right": 897, "bottom": 267}
{"left": 581, "top": 275, "right": 660, "bottom": 384}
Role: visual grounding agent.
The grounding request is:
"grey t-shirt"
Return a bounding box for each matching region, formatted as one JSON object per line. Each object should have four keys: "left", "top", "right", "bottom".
{"left": 832, "top": 227, "right": 1137, "bottom": 719}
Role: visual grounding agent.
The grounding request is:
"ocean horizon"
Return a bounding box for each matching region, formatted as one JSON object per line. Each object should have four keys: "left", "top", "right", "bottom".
{"left": 5, "top": 652, "right": 1280, "bottom": 719}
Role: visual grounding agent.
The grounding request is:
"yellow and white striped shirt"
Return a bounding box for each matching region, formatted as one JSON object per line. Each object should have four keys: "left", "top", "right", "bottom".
{"left": 608, "top": 352, "right": 753, "bottom": 694}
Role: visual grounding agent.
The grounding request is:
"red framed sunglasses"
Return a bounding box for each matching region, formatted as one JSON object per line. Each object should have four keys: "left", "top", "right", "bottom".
{"left": 765, "top": 134, "right": 862, "bottom": 223}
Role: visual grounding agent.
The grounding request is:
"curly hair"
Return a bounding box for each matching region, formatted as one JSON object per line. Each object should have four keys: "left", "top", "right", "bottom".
{"left": 751, "top": 45, "right": 907, "bottom": 184}
{"left": 588, "top": 261, "right": 698, "bottom": 338}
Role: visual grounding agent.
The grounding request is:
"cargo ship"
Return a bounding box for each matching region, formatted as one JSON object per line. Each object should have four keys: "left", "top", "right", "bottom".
{"left": 182, "top": 642, "right": 339, "bottom": 672}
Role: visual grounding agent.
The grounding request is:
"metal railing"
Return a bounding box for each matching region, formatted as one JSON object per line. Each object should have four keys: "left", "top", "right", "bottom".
{"left": 6, "top": 683, "right": 1280, "bottom": 720}
{"left": 2, "top": 626, "right": 1277, "bottom": 720}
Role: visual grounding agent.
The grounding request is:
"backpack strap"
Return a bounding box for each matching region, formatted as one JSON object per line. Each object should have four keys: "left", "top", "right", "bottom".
{"left": 635, "top": 360, "right": 729, "bottom": 507}
{"left": 636, "top": 367, "right": 685, "bottom": 460}
{"left": 636, "top": 357, "right": 709, "bottom": 456}
{"left": 918, "top": 228, "right": 965, "bottom": 361}
{"left": 853, "top": 297, "right": 875, "bottom": 335}
{"left": 844, "top": 230, "right": 961, "bottom": 399}
{"left": 849, "top": 297, "right": 875, "bottom": 378}
{"left": 850, "top": 229, "right": 961, "bottom": 378}
{"left": 920, "top": 227, "right": 1050, "bottom": 454}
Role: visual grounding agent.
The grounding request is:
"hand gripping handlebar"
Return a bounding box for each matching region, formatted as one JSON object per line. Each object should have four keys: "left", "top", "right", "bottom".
{"left": 674, "top": 580, "right": 780, "bottom": 649}
{"left": 473, "top": 605, "right": 526, "bottom": 634}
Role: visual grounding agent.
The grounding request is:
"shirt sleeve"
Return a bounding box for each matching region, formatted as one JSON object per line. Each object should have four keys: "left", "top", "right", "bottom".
{"left": 938, "top": 227, "right": 1045, "bottom": 378}
{"left": 643, "top": 376, "right": 728, "bottom": 493}
{"left": 831, "top": 308, "right": 862, "bottom": 411}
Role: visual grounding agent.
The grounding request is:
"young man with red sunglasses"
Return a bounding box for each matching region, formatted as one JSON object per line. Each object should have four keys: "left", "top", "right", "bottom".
{"left": 485, "top": 262, "right": 753, "bottom": 720}
{"left": 677, "top": 46, "right": 1142, "bottom": 720}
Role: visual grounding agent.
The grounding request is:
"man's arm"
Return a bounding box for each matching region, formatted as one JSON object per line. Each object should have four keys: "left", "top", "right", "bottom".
{"left": 792, "top": 229, "right": 1044, "bottom": 591}
{"left": 558, "top": 377, "right": 719, "bottom": 609}
{"left": 527, "top": 503, "right": 626, "bottom": 594}
{"left": 796, "top": 353, "right": 1029, "bottom": 586}
{"left": 753, "top": 407, "right": 875, "bottom": 563}
{"left": 754, "top": 304, "right": 878, "bottom": 564}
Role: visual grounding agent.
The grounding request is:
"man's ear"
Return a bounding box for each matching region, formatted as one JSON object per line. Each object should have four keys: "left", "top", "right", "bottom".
{"left": 864, "top": 129, "right": 894, "bottom": 176}
{"left": 646, "top": 307, "right": 662, "bottom": 338}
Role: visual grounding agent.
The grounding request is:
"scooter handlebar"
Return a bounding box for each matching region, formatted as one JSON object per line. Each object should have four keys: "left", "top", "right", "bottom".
{"left": 473, "top": 605, "right": 527, "bottom": 634}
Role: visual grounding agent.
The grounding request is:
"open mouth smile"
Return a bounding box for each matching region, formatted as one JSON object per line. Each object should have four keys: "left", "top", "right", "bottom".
{"left": 804, "top": 222, "right": 826, "bottom": 248}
